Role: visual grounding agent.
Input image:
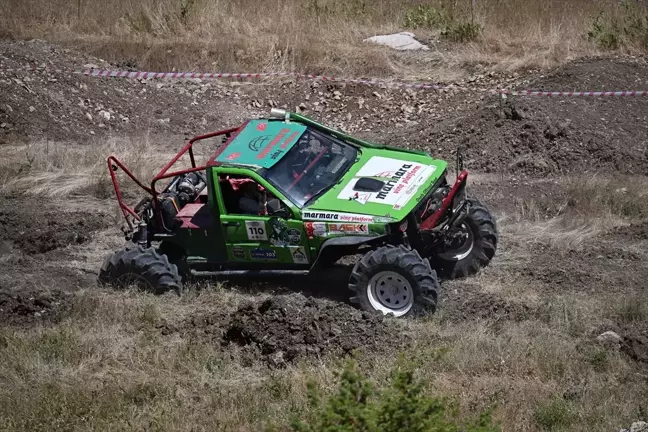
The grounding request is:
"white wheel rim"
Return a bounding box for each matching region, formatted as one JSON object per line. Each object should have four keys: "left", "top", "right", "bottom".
{"left": 438, "top": 223, "right": 474, "bottom": 261}
{"left": 367, "top": 271, "right": 414, "bottom": 317}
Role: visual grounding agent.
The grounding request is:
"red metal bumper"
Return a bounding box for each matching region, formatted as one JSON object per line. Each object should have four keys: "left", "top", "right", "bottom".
{"left": 419, "top": 170, "right": 468, "bottom": 230}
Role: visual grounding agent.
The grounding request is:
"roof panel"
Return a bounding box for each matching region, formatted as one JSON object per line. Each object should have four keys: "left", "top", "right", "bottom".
{"left": 213, "top": 120, "right": 306, "bottom": 169}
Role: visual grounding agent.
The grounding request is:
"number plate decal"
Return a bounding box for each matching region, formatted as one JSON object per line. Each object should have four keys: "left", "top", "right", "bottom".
{"left": 245, "top": 221, "right": 268, "bottom": 241}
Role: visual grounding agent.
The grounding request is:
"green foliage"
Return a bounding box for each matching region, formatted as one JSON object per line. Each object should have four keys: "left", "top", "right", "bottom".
{"left": 306, "top": 0, "right": 368, "bottom": 18}
{"left": 404, "top": 5, "right": 449, "bottom": 29}
{"left": 587, "top": 348, "right": 609, "bottom": 372}
{"left": 533, "top": 398, "right": 572, "bottom": 431}
{"left": 587, "top": 0, "right": 648, "bottom": 50}
{"left": 179, "top": 0, "right": 195, "bottom": 24}
{"left": 404, "top": 3, "right": 482, "bottom": 43}
{"left": 290, "top": 358, "right": 500, "bottom": 432}
{"left": 442, "top": 21, "right": 482, "bottom": 43}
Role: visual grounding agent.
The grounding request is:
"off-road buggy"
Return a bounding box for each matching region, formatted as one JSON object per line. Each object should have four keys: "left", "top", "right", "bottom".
{"left": 100, "top": 109, "right": 498, "bottom": 318}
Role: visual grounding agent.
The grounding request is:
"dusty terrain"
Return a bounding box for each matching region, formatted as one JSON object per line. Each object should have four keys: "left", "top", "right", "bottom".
{"left": 1, "top": 39, "right": 648, "bottom": 431}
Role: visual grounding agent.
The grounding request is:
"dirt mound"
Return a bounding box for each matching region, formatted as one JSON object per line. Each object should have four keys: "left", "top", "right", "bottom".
{"left": 622, "top": 333, "right": 648, "bottom": 365}
{"left": 0, "top": 289, "right": 72, "bottom": 326}
{"left": 374, "top": 56, "right": 648, "bottom": 176}
{"left": 442, "top": 289, "right": 535, "bottom": 323}
{"left": 0, "top": 39, "right": 252, "bottom": 142}
{"left": 607, "top": 221, "right": 648, "bottom": 242}
{"left": 183, "top": 295, "right": 405, "bottom": 366}
{"left": 0, "top": 194, "right": 108, "bottom": 254}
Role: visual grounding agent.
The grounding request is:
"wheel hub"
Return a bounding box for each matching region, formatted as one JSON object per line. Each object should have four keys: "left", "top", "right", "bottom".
{"left": 367, "top": 271, "right": 414, "bottom": 317}
{"left": 438, "top": 223, "right": 474, "bottom": 261}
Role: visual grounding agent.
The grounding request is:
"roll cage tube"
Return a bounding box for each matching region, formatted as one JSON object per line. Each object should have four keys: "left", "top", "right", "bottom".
{"left": 107, "top": 126, "right": 240, "bottom": 231}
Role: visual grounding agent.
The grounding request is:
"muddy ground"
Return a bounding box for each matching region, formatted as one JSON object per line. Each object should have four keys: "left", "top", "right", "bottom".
{"left": 1, "top": 39, "right": 647, "bottom": 374}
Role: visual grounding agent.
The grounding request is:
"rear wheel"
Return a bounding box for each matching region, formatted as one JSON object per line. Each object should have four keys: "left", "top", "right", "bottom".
{"left": 434, "top": 198, "right": 498, "bottom": 279}
{"left": 98, "top": 244, "right": 183, "bottom": 295}
{"left": 349, "top": 245, "right": 438, "bottom": 318}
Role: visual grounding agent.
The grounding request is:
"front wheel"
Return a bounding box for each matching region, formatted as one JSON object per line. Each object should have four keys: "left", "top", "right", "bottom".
{"left": 433, "top": 198, "right": 498, "bottom": 279}
{"left": 348, "top": 245, "right": 439, "bottom": 318}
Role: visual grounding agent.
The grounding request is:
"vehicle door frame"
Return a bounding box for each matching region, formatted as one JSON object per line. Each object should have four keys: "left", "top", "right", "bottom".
{"left": 211, "top": 166, "right": 311, "bottom": 270}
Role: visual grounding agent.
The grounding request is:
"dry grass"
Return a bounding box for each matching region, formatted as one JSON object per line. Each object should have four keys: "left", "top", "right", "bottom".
{"left": 2, "top": 142, "right": 648, "bottom": 430}
{"left": 1, "top": 285, "right": 646, "bottom": 431}
{"left": 508, "top": 175, "right": 648, "bottom": 251}
{"left": 0, "top": 135, "right": 190, "bottom": 200}
{"left": 2, "top": 0, "right": 647, "bottom": 77}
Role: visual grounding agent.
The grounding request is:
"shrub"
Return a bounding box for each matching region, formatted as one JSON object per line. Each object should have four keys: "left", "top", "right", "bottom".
{"left": 534, "top": 398, "right": 572, "bottom": 431}
{"left": 588, "top": 0, "right": 648, "bottom": 50}
{"left": 290, "top": 358, "right": 500, "bottom": 432}
{"left": 404, "top": 3, "right": 482, "bottom": 43}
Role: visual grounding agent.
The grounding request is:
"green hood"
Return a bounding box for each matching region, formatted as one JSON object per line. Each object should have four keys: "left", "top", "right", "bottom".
{"left": 304, "top": 148, "right": 447, "bottom": 222}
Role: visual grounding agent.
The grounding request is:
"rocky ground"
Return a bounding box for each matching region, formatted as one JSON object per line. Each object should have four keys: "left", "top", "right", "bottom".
{"left": 1, "top": 39, "right": 647, "bottom": 431}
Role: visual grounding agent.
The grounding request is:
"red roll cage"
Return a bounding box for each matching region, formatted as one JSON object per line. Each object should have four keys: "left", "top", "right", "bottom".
{"left": 107, "top": 126, "right": 241, "bottom": 230}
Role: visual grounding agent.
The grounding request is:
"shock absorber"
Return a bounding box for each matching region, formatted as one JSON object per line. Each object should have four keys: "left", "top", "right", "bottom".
{"left": 133, "top": 220, "right": 149, "bottom": 247}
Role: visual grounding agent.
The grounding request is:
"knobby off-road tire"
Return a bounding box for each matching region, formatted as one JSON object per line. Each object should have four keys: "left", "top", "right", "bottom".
{"left": 435, "top": 198, "right": 498, "bottom": 279}
{"left": 349, "top": 245, "right": 439, "bottom": 318}
{"left": 98, "top": 244, "right": 183, "bottom": 295}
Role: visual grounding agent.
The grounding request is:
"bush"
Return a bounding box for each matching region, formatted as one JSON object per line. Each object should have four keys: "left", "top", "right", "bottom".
{"left": 404, "top": 3, "right": 481, "bottom": 43}
{"left": 588, "top": 0, "right": 648, "bottom": 50}
{"left": 290, "top": 358, "right": 500, "bottom": 432}
{"left": 533, "top": 398, "right": 572, "bottom": 431}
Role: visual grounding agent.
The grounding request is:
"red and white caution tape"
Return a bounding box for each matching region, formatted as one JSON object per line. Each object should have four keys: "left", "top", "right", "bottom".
{"left": 499, "top": 90, "right": 648, "bottom": 97}
{"left": 2, "top": 65, "right": 648, "bottom": 96}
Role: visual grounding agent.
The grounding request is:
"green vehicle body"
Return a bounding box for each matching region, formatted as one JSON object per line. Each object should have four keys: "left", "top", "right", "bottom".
{"left": 102, "top": 108, "right": 498, "bottom": 317}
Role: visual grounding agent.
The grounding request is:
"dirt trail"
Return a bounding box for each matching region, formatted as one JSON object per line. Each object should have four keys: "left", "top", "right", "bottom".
{"left": 1, "top": 39, "right": 648, "bottom": 371}
{"left": 3, "top": 40, "right": 647, "bottom": 176}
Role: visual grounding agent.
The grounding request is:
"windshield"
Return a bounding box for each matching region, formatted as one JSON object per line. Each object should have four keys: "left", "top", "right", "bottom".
{"left": 265, "top": 128, "right": 358, "bottom": 207}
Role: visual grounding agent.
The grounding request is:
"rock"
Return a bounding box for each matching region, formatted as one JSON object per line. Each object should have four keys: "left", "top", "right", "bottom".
{"left": 28, "top": 106, "right": 36, "bottom": 113}
{"left": 85, "top": 113, "right": 93, "bottom": 122}
{"left": 83, "top": 63, "right": 100, "bottom": 69}
{"left": 597, "top": 331, "right": 622, "bottom": 344}
{"left": 631, "top": 422, "right": 648, "bottom": 432}
{"left": 363, "top": 31, "right": 430, "bottom": 51}
{"left": 99, "top": 110, "right": 111, "bottom": 121}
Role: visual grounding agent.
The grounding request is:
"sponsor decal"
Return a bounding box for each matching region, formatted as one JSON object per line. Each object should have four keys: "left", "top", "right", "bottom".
{"left": 312, "top": 222, "right": 326, "bottom": 237}
{"left": 286, "top": 228, "right": 302, "bottom": 245}
{"left": 291, "top": 246, "right": 309, "bottom": 264}
{"left": 327, "top": 223, "right": 369, "bottom": 235}
{"left": 226, "top": 152, "right": 241, "bottom": 160}
{"left": 304, "top": 222, "right": 327, "bottom": 239}
{"left": 250, "top": 248, "right": 277, "bottom": 260}
{"left": 256, "top": 122, "right": 267, "bottom": 131}
{"left": 257, "top": 128, "right": 290, "bottom": 159}
{"left": 268, "top": 217, "right": 289, "bottom": 246}
{"left": 248, "top": 135, "right": 270, "bottom": 152}
{"left": 245, "top": 220, "right": 268, "bottom": 241}
{"left": 373, "top": 216, "right": 396, "bottom": 223}
{"left": 232, "top": 247, "right": 245, "bottom": 259}
{"left": 337, "top": 156, "right": 436, "bottom": 209}
{"left": 302, "top": 210, "right": 375, "bottom": 223}
{"left": 280, "top": 132, "right": 299, "bottom": 149}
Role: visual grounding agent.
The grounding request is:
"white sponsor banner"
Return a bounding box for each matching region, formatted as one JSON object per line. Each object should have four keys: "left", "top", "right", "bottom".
{"left": 302, "top": 210, "right": 375, "bottom": 223}
{"left": 337, "top": 156, "right": 435, "bottom": 210}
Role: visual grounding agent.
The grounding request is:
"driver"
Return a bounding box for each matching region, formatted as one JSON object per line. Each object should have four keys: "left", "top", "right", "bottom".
{"left": 237, "top": 181, "right": 283, "bottom": 216}
{"left": 238, "top": 182, "right": 264, "bottom": 215}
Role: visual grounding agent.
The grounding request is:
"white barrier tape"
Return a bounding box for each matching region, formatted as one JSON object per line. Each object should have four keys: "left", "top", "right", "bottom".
{"left": 2, "top": 66, "right": 648, "bottom": 96}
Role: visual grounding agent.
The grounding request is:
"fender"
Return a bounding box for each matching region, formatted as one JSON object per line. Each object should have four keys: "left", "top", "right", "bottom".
{"left": 311, "top": 235, "right": 387, "bottom": 270}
